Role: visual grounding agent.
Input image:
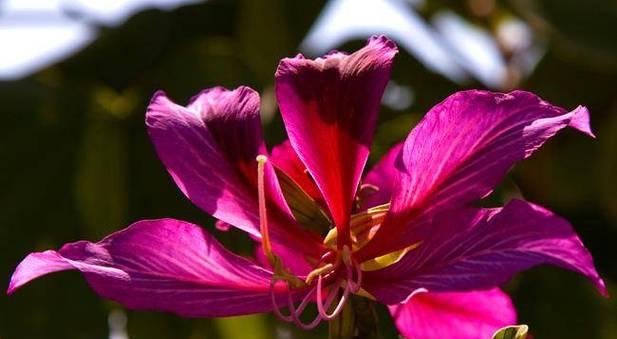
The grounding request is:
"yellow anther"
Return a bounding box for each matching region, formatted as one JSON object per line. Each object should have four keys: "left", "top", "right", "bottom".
{"left": 324, "top": 203, "right": 390, "bottom": 250}
{"left": 305, "top": 263, "right": 335, "bottom": 285}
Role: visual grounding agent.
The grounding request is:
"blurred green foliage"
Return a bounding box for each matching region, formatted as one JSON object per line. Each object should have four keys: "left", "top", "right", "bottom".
{"left": 1, "top": 0, "right": 616, "bottom": 338}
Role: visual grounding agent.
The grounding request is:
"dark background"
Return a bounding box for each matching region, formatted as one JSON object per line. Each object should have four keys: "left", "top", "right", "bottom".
{"left": 1, "top": 0, "right": 616, "bottom": 338}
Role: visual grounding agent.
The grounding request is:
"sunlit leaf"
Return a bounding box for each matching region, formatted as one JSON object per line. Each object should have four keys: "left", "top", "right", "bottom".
{"left": 492, "top": 324, "right": 529, "bottom": 339}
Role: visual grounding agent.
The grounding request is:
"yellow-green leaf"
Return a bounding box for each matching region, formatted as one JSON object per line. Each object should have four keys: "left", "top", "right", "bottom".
{"left": 492, "top": 325, "right": 529, "bottom": 339}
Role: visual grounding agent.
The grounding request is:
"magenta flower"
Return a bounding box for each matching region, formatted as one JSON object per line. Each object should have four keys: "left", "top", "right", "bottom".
{"left": 8, "top": 36, "right": 606, "bottom": 338}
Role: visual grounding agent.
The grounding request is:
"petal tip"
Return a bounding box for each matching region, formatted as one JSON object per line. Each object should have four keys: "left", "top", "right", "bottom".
{"left": 149, "top": 90, "right": 169, "bottom": 105}
{"left": 275, "top": 55, "right": 306, "bottom": 77}
{"left": 276, "top": 36, "right": 398, "bottom": 78}
{"left": 187, "top": 86, "right": 225, "bottom": 105}
{"left": 569, "top": 105, "right": 596, "bottom": 138}
{"left": 368, "top": 35, "right": 398, "bottom": 53}
{"left": 6, "top": 272, "right": 24, "bottom": 295}
{"left": 145, "top": 90, "right": 176, "bottom": 127}
{"left": 6, "top": 281, "right": 18, "bottom": 295}
{"left": 187, "top": 86, "right": 258, "bottom": 106}
{"left": 596, "top": 277, "right": 609, "bottom": 297}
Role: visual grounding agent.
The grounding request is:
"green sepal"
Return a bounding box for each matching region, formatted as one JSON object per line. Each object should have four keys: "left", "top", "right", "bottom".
{"left": 274, "top": 166, "right": 331, "bottom": 233}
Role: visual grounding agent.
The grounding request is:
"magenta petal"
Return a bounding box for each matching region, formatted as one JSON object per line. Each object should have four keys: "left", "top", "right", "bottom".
{"left": 363, "top": 199, "right": 607, "bottom": 304}
{"left": 186, "top": 87, "right": 266, "bottom": 183}
{"left": 360, "top": 90, "right": 595, "bottom": 259}
{"left": 8, "top": 219, "right": 301, "bottom": 317}
{"left": 147, "top": 88, "right": 264, "bottom": 236}
{"left": 276, "top": 36, "right": 398, "bottom": 247}
{"left": 146, "top": 88, "right": 321, "bottom": 261}
{"left": 359, "top": 142, "right": 402, "bottom": 209}
{"left": 186, "top": 88, "right": 299, "bottom": 227}
{"left": 389, "top": 288, "right": 517, "bottom": 339}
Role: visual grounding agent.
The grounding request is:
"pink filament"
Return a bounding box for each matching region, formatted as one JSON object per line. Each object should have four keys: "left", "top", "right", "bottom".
{"left": 349, "top": 258, "right": 363, "bottom": 293}
{"left": 270, "top": 279, "right": 337, "bottom": 329}
{"left": 270, "top": 279, "right": 293, "bottom": 322}
{"left": 316, "top": 263, "right": 352, "bottom": 320}
{"left": 269, "top": 240, "right": 365, "bottom": 328}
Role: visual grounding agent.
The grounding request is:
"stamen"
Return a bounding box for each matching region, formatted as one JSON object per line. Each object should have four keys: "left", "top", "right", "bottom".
{"left": 293, "top": 287, "right": 316, "bottom": 316}
{"left": 287, "top": 288, "right": 323, "bottom": 329}
{"left": 270, "top": 278, "right": 293, "bottom": 322}
{"left": 256, "top": 155, "right": 276, "bottom": 266}
{"left": 349, "top": 258, "right": 363, "bottom": 293}
{"left": 305, "top": 263, "right": 335, "bottom": 285}
{"left": 270, "top": 251, "right": 364, "bottom": 328}
{"left": 270, "top": 280, "right": 326, "bottom": 330}
{"left": 316, "top": 265, "right": 352, "bottom": 320}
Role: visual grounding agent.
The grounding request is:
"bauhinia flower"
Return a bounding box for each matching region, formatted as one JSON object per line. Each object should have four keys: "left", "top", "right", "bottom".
{"left": 8, "top": 36, "right": 607, "bottom": 338}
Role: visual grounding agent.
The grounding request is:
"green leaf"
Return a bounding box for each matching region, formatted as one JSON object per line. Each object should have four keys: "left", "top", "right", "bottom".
{"left": 492, "top": 325, "right": 529, "bottom": 339}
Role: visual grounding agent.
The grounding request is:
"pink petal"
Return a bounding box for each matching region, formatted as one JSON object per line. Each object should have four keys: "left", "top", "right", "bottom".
{"left": 359, "top": 90, "right": 595, "bottom": 259}
{"left": 271, "top": 140, "right": 324, "bottom": 206}
{"left": 8, "top": 219, "right": 301, "bottom": 317}
{"left": 358, "top": 142, "right": 402, "bottom": 209}
{"left": 389, "top": 288, "right": 516, "bottom": 339}
{"left": 146, "top": 88, "right": 322, "bottom": 261}
{"left": 254, "top": 243, "right": 312, "bottom": 278}
{"left": 363, "top": 199, "right": 607, "bottom": 304}
{"left": 275, "top": 36, "right": 398, "bottom": 247}
{"left": 146, "top": 87, "right": 269, "bottom": 235}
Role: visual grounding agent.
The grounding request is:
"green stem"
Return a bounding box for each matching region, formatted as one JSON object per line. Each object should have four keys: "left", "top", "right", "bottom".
{"left": 328, "top": 296, "right": 381, "bottom": 339}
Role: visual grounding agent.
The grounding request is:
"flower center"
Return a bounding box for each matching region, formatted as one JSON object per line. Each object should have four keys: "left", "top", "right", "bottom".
{"left": 256, "top": 155, "right": 418, "bottom": 328}
{"left": 256, "top": 155, "right": 362, "bottom": 328}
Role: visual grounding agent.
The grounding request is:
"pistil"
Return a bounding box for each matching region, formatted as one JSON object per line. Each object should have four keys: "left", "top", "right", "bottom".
{"left": 256, "top": 155, "right": 276, "bottom": 266}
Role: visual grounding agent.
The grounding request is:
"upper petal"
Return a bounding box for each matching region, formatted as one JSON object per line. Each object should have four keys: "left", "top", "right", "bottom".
{"left": 146, "top": 88, "right": 322, "bottom": 261}
{"left": 359, "top": 90, "right": 595, "bottom": 259}
{"left": 363, "top": 199, "right": 606, "bottom": 304}
{"left": 275, "top": 36, "right": 398, "bottom": 247}
{"left": 8, "top": 219, "right": 301, "bottom": 317}
{"left": 389, "top": 288, "right": 516, "bottom": 339}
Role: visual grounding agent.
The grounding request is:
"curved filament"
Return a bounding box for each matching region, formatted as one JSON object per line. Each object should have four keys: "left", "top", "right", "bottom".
{"left": 270, "top": 278, "right": 332, "bottom": 329}
{"left": 270, "top": 278, "right": 294, "bottom": 323}
{"left": 349, "top": 258, "right": 363, "bottom": 293}
{"left": 268, "top": 240, "right": 365, "bottom": 328}
{"left": 316, "top": 264, "right": 352, "bottom": 320}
